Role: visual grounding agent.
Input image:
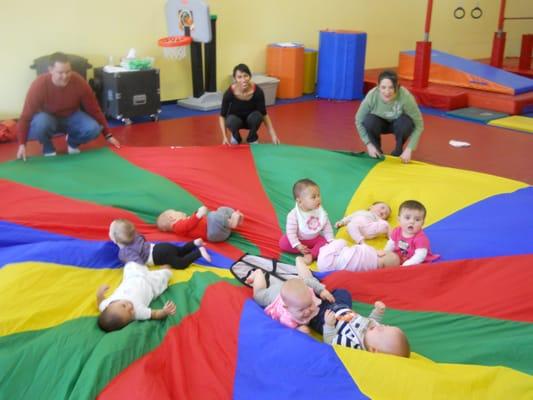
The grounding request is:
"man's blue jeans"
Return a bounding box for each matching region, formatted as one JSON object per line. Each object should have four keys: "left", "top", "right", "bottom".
{"left": 27, "top": 111, "right": 102, "bottom": 154}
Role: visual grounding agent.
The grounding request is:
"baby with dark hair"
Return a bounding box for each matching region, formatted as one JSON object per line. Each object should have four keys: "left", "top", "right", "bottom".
{"left": 383, "top": 200, "right": 439, "bottom": 266}
{"left": 279, "top": 178, "right": 334, "bottom": 264}
{"left": 97, "top": 262, "right": 176, "bottom": 332}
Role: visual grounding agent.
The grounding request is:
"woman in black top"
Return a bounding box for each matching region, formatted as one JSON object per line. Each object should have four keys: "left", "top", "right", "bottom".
{"left": 219, "top": 64, "right": 280, "bottom": 145}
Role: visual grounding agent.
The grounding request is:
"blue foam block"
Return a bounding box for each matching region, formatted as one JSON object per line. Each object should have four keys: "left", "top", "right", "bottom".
{"left": 317, "top": 31, "right": 367, "bottom": 100}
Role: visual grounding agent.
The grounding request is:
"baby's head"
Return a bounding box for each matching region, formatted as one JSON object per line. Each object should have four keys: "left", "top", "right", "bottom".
{"left": 156, "top": 209, "right": 188, "bottom": 231}
{"left": 398, "top": 200, "right": 426, "bottom": 237}
{"left": 109, "top": 219, "right": 136, "bottom": 246}
{"left": 293, "top": 178, "right": 321, "bottom": 212}
{"left": 281, "top": 278, "right": 318, "bottom": 325}
{"left": 378, "top": 251, "right": 400, "bottom": 268}
{"left": 369, "top": 201, "right": 391, "bottom": 220}
{"left": 364, "top": 324, "right": 410, "bottom": 358}
{"left": 98, "top": 300, "right": 135, "bottom": 332}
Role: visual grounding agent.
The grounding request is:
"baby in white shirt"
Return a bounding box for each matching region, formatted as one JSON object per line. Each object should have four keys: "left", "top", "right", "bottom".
{"left": 97, "top": 261, "right": 176, "bottom": 332}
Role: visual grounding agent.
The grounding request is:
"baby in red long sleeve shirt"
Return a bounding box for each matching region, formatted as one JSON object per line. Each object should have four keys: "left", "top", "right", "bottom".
{"left": 157, "top": 206, "right": 244, "bottom": 242}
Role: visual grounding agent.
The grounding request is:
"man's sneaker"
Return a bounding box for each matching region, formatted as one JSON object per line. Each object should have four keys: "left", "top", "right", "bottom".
{"left": 67, "top": 145, "right": 81, "bottom": 155}
{"left": 44, "top": 151, "right": 57, "bottom": 157}
{"left": 230, "top": 136, "right": 239, "bottom": 145}
{"left": 65, "top": 134, "right": 80, "bottom": 154}
{"left": 248, "top": 140, "right": 259, "bottom": 144}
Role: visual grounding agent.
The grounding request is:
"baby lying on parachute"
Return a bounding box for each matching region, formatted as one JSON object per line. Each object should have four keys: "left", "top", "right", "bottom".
{"left": 231, "top": 255, "right": 410, "bottom": 357}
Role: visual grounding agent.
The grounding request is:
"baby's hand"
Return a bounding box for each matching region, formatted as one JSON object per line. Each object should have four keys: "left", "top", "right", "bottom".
{"left": 325, "top": 310, "right": 337, "bottom": 327}
{"left": 297, "top": 325, "right": 311, "bottom": 334}
{"left": 334, "top": 220, "right": 345, "bottom": 228}
{"left": 319, "top": 289, "right": 335, "bottom": 303}
{"left": 97, "top": 284, "right": 109, "bottom": 296}
{"left": 374, "top": 301, "right": 386, "bottom": 313}
{"left": 163, "top": 300, "right": 176, "bottom": 317}
{"left": 196, "top": 206, "right": 208, "bottom": 218}
{"left": 296, "top": 244, "right": 310, "bottom": 254}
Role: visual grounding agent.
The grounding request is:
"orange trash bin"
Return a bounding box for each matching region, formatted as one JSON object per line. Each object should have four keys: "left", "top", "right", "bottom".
{"left": 266, "top": 43, "right": 305, "bottom": 99}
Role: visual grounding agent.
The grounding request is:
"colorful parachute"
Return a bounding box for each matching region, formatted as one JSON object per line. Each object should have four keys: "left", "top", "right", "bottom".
{"left": 0, "top": 144, "right": 532, "bottom": 399}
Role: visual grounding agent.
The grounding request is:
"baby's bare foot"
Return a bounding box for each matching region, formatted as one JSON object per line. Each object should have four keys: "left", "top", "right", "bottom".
{"left": 199, "top": 246, "right": 212, "bottom": 263}
{"left": 303, "top": 254, "right": 313, "bottom": 265}
{"left": 245, "top": 269, "right": 262, "bottom": 284}
{"left": 196, "top": 206, "right": 208, "bottom": 218}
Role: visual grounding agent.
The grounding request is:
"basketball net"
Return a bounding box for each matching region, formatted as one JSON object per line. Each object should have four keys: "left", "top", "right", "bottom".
{"left": 158, "top": 36, "right": 192, "bottom": 60}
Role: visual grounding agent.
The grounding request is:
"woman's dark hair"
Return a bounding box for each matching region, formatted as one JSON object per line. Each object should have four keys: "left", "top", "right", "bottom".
{"left": 233, "top": 63, "right": 252, "bottom": 78}
{"left": 378, "top": 70, "right": 399, "bottom": 92}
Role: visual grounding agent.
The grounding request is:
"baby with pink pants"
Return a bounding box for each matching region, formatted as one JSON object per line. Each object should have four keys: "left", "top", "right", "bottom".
{"left": 317, "top": 239, "right": 399, "bottom": 272}
{"left": 279, "top": 178, "right": 334, "bottom": 264}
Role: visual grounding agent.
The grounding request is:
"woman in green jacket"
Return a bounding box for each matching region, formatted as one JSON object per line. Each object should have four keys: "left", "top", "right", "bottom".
{"left": 355, "top": 70, "right": 423, "bottom": 163}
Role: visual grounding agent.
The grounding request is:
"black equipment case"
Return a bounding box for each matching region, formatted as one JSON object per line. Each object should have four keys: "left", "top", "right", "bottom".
{"left": 92, "top": 68, "right": 161, "bottom": 124}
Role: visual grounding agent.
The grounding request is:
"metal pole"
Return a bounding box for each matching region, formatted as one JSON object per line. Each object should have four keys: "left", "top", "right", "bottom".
{"left": 204, "top": 15, "right": 217, "bottom": 92}
{"left": 497, "top": 0, "right": 507, "bottom": 33}
{"left": 423, "top": 0, "right": 433, "bottom": 41}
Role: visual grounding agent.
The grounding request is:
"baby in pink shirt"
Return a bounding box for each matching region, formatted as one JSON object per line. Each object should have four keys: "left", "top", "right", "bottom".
{"left": 250, "top": 257, "right": 335, "bottom": 333}
{"left": 335, "top": 201, "right": 391, "bottom": 244}
{"left": 317, "top": 239, "right": 400, "bottom": 272}
{"left": 383, "top": 200, "right": 439, "bottom": 266}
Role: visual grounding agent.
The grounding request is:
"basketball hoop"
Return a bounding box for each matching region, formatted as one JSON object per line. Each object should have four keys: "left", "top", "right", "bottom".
{"left": 158, "top": 35, "right": 192, "bottom": 60}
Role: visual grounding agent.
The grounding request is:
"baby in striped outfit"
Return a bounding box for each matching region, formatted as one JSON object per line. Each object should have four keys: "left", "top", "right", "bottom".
{"left": 323, "top": 301, "right": 410, "bottom": 357}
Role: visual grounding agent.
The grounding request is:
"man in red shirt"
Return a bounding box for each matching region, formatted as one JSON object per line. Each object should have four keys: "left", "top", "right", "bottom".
{"left": 16, "top": 52, "right": 120, "bottom": 160}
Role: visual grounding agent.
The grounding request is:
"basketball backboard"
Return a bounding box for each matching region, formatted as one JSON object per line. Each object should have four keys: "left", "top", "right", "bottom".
{"left": 165, "top": 0, "right": 212, "bottom": 43}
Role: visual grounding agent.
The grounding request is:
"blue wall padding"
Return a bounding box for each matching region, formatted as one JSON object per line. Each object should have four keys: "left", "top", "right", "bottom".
{"left": 234, "top": 300, "right": 368, "bottom": 400}
{"left": 317, "top": 31, "right": 367, "bottom": 100}
{"left": 427, "top": 187, "right": 533, "bottom": 261}
{"left": 403, "top": 50, "right": 533, "bottom": 94}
